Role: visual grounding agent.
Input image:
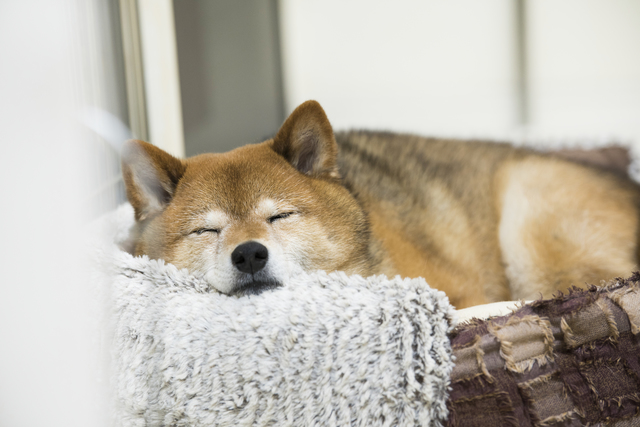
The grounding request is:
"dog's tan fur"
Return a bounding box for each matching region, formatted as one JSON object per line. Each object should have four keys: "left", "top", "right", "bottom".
{"left": 122, "top": 100, "right": 640, "bottom": 308}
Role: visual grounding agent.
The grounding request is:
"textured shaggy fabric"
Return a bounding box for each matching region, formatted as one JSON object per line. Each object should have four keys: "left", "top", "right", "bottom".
{"left": 447, "top": 275, "right": 640, "bottom": 426}
{"left": 95, "top": 204, "right": 457, "bottom": 426}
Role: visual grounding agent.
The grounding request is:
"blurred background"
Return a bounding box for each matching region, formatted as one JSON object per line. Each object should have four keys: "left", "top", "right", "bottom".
{"left": 1, "top": 1, "right": 639, "bottom": 425}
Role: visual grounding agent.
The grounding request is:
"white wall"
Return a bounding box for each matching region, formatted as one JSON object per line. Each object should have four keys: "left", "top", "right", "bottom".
{"left": 279, "top": 0, "right": 640, "bottom": 145}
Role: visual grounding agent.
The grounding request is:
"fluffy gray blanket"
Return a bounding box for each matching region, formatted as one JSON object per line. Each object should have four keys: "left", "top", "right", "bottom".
{"left": 95, "top": 204, "right": 457, "bottom": 426}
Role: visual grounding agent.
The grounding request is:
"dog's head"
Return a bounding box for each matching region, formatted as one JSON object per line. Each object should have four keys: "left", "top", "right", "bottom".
{"left": 121, "top": 101, "right": 373, "bottom": 295}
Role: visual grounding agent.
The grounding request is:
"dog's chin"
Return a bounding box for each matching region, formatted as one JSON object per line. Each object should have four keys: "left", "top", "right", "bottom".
{"left": 232, "top": 279, "right": 282, "bottom": 296}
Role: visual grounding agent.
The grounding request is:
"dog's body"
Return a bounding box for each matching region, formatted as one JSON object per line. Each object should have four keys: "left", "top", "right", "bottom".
{"left": 122, "top": 101, "right": 640, "bottom": 308}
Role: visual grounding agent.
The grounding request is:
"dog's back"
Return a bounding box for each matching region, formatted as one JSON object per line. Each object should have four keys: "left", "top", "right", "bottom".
{"left": 336, "top": 131, "right": 640, "bottom": 307}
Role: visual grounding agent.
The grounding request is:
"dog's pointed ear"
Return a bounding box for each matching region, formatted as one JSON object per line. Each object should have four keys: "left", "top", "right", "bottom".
{"left": 121, "top": 140, "right": 186, "bottom": 221}
{"left": 271, "top": 100, "right": 340, "bottom": 179}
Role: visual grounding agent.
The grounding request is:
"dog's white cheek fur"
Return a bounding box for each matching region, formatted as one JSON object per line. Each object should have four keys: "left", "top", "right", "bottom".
{"left": 281, "top": 216, "right": 346, "bottom": 272}
{"left": 203, "top": 253, "right": 238, "bottom": 295}
{"left": 175, "top": 233, "right": 238, "bottom": 295}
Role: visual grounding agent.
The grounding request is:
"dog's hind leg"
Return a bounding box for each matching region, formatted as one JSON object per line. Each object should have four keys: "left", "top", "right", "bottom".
{"left": 496, "top": 157, "right": 639, "bottom": 300}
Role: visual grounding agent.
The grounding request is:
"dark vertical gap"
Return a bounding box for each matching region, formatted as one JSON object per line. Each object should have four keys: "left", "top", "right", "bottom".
{"left": 173, "top": 1, "right": 286, "bottom": 155}
{"left": 515, "top": 0, "right": 529, "bottom": 127}
{"left": 270, "top": 0, "right": 286, "bottom": 125}
{"left": 92, "top": 0, "right": 130, "bottom": 214}
{"left": 173, "top": 0, "right": 209, "bottom": 141}
{"left": 133, "top": 0, "right": 148, "bottom": 141}
{"left": 109, "top": 0, "right": 130, "bottom": 208}
{"left": 107, "top": 0, "right": 131, "bottom": 130}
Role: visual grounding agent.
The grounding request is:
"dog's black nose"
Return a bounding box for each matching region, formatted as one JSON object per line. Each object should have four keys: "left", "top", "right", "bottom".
{"left": 231, "top": 241, "right": 269, "bottom": 274}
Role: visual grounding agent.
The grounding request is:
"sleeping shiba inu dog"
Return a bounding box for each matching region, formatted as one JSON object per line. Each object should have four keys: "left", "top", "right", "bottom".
{"left": 121, "top": 100, "right": 640, "bottom": 308}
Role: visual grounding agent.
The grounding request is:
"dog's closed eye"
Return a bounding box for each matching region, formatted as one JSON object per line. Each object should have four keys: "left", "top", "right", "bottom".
{"left": 192, "top": 228, "right": 220, "bottom": 235}
{"left": 268, "top": 212, "right": 294, "bottom": 223}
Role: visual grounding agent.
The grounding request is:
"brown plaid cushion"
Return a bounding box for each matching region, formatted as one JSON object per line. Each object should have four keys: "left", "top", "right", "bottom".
{"left": 447, "top": 274, "right": 640, "bottom": 426}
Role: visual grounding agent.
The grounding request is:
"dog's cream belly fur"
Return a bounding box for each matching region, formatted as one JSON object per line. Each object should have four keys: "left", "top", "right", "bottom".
{"left": 496, "top": 158, "right": 639, "bottom": 300}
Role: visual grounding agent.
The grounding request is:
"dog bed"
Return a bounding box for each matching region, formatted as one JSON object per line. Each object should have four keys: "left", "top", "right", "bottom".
{"left": 94, "top": 204, "right": 457, "bottom": 427}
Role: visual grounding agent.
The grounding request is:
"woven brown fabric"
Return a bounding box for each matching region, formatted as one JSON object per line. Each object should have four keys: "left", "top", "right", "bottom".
{"left": 447, "top": 274, "right": 640, "bottom": 426}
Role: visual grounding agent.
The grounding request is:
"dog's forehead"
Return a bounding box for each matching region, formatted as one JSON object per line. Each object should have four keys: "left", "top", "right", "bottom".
{"left": 195, "top": 198, "right": 287, "bottom": 227}
{"left": 176, "top": 144, "right": 309, "bottom": 216}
